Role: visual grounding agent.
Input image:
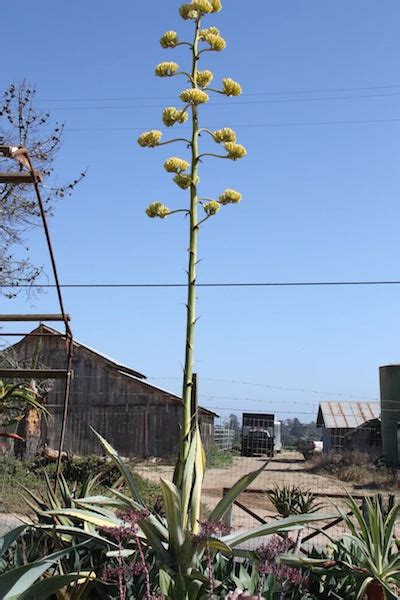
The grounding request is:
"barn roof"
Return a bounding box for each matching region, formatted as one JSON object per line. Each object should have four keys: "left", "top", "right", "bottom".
{"left": 19, "top": 325, "right": 147, "bottom": 380}
{"left": 316, "top": 401, "right": 380, "bottom": 429}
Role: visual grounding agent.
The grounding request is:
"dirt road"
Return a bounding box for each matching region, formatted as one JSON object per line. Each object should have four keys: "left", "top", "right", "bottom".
{"left": 136, "top": 450, "right": 398, "bottom": 536}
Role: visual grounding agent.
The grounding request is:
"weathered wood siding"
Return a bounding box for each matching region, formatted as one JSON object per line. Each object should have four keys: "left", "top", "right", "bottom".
{"left": 6, "top": 333, "right": 214, "bottom": 457}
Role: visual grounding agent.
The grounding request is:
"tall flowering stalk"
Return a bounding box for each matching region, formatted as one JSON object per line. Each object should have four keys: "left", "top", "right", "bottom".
{"left": 138, "top": 0, "right": 246, "bottom": 523}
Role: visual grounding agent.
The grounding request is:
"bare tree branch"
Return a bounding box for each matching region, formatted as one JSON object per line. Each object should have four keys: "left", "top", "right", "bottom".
{"left": 0, "top": 81, "right": 86, "bottom": 297}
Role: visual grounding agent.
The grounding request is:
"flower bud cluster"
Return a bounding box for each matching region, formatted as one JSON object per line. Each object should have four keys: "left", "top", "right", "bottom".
{"left": 180, "top": 88, "right": 209, "bottom": 105}
{"left": 146, "top": 202, "right": 170, "bottom": 218}
{"left": 162, "top": 107, "right": 189, "bottom": 127}
{"left": 203, "top": 200, "right": 221, "bottom": 215}
{"left": 209, "top": 0, "right": 222, "bottom": 12}
{"left": 196, "top": 70, "right": 214, "bottom": 88}
{"left": 213, "top": 127, "right": 237, "bottom": 143}
{"left": 179, "top": 0, "right": 219, "bottom": 19}
{"left": 164, "top": 157, "right": 190, "bottom": 173}
{"left": 200, "top": 30, "right": 226, "bottom": 51}
{"left": 174, "top": 173, "right": 193, "bottom": 189}
{"left": 200, "top": 26, "right": 220, "bottom": 37}
{"left": 155, "top": 62, "right": 179, "bottom": 77}
{"left": 224, "top": 142, "right": 247, "bottom": 160}
{"left": 219, "top": 188, "right": 242, "bottom": 204}
{"left": 222, "top": 77, "right": 242, "bottom": 96}
{"left": 137, "top": 130, "right": 162, "bottom": 147}
{"left": 160, "top": 31, "right": 179, "bottom": 48}
{"left": 192, "top": 0, "right": 214, "bottom": 13}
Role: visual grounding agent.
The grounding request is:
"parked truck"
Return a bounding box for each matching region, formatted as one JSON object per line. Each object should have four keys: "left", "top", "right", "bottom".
{"left": 241, "top": 413, "right": 279, "bottom": 458}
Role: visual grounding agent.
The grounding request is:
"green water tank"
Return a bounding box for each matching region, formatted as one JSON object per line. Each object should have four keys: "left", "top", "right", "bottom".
{"left": 379, "top": 364, "right": 400, "bottom": 467}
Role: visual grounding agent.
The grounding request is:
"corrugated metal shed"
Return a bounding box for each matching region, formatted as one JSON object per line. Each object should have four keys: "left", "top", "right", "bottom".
{"left": 317, "top": 401, "right": 380, "bottom": 429}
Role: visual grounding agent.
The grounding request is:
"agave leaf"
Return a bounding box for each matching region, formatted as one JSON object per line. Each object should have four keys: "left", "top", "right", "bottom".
{"left": 107, "top": 488, "right": 170, "bottom": 543}
{"left": 0, "top": 543, "right": 87, "bottom": 599}
{"left": 0, "top": 525, "right": 28, "bottom": 559}
{"left": 106, "top": 548, "right": 135, "bottom": 558}
{"left": 58, "top": 474, "right": 74, "bottom": 508}
{"left": 180, "top": 431, "right": 197, "bottom": 529}
{"left": 76, "top": 495, "right": 123, "bottom": 509}
{"left": 36, "top": 524, "right": 119, "bottom": 548}
{"left": 159, "top": 568, "right": 173, "bottom": 596}
{"left": 108, "top": 487, "right": 144, "bottom": 510}
{"left": 207, "top": 537, "right": 231, "bottom": 554}
{"left": 18, "top": 572, "right": 95, "bottom": 600}
{"left": 90, "top": 428, "right": 143, "bottom": 505}
{"left": 139, "top": 520, "right": 171, "bottom": 564}
{"left": 208, "top": 459, "right": 269, "bottom": 522}
{"left": 222, "top": 512, "right": 333, "bottom": 547}
{"left": 160, "top": 479, "right": 185, "bottom": 552}
{"left": 190, "top": 427, "right": 205, "bottom": 533}
{"left": 46, "top": 508, "right": 122, "bottom": 529}
{"left": 82, "top": 471, "right": 103, "bottom": 497}
{"left": 18, "top": 484, "right": 48, "bottom": 514}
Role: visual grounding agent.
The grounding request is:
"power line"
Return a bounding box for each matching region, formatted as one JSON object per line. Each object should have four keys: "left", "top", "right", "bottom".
{"left": 35, "top": 83, "right": 400, "bottom": 103}
{"left": 149, "top": 376, "right": 378, "bottom": 402}
{"left": 39, "top": 91, "right": 400, "bottom": 111}
{"left": 4, "top": 280, "right": 400, "bottom": 289}
{"left": 62, "top": 117, "right": 400, "bottom": 132}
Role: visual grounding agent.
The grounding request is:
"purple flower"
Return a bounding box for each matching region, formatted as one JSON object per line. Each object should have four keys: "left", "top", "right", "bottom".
{"left": 102, "top": 509, "right": 150, "bottom": 542}
{"left": 255, "top": 537, "right": 309, "bottom": 589}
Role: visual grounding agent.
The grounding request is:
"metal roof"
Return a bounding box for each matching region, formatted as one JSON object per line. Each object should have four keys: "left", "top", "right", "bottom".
{"left": 317, "top": 401, "right": 380, "bottom": 429}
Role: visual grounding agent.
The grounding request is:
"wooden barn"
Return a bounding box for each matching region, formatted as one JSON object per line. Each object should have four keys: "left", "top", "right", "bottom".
{"left": 316, "top": 401, "right": 380, "bottom": 453}
{"left": 0, "top": 325, "right": 216, "bottom": 458}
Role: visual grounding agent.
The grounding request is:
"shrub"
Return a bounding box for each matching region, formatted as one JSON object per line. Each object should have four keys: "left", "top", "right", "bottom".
{"left": 0, "top": 454, "right": 161, "bottom": 513}
{"left": 206, "top": 445, "right": 235, "bottom": 469}
{"left": 305, "top": 450, "right": 395, "bottom": 488}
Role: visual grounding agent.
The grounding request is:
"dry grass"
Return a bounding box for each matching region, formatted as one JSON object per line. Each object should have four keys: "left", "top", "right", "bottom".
{"left": 305, "top": 450, "right": 396, "bottom": 490}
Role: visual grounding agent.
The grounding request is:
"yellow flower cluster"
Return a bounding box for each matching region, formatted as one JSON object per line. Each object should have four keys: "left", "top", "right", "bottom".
{"left": 222, "top": 77, "right": 242, "bottom": 96}
{"left": 137, "top": 130, "right": 162, "bottom": 147}
{"left": 196, "top": 70, "right": 214, "bottom": 88}
{"left": 180, "top": 88, "right": 209, "bottom": 105}
{"left": 155, "top": 62, "right": 179, "bottom": 77}
{"left": 179, "top": 0, "right": 222, "bottom": 18}
{"left": 179, "top": 4, "right": 196, "bottom": 20}
{"left": 203, "top": 200, "right": 221, "bottom": 215}
{"left": 146, "top": 202, "right": 170, "bottom": 218}
{"left": 164, "top": 157, "right": 190, "bottom": 173}
{"left": 213, "top": 127, "right": 237, "bottom": 143}
{"left": 160, "top": 31, "right": 179, "bottom": 48}
{"left": 162, "top": 107, "right": 189, "bottom": 127}
{"left": 224, "top": 142, "right": 247, "bottom": 160}
{"left": 199, "top": 27, "right": 226, "bottom": 51}
{"left": 192, "top": 0, "right": 214, "bottom": 13}
{"left": 209, "top": 0, "right": 222, "bottom": 11}
{"left": 174, "top": 173, "right": 192, "bottom": 189}
{"left": 200, "top": 26, "right": 220, "bottom": 37}
{"left": 219, "top": 189, "right": 242, "bottom": 204}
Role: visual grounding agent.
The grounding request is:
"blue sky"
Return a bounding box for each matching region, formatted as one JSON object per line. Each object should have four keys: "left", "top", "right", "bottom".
{"left": 2, "top": 0, "right": 400, "bottom": 423}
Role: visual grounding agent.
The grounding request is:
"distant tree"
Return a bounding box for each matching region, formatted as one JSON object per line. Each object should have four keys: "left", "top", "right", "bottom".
{"left": 226, "top": 413, "right": 240, "bottom": 432}
{"left": 281, "top": 418, "right": 319, "bottom": 446}
{"left": 225, "top": 413, "right": 241, "bottom": 442}
{"left": 0, "top": 81, "right": 85, "bottom": 297}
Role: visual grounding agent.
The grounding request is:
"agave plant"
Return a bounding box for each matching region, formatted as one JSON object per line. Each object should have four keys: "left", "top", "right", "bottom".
{"left": 281, "top": 495, "right": 400, "bottom": 600}
{"left": 267, "top": 486, "right": 323, "bottom": 520}
{"left": 3, "top": 430, "right": 329, "bottom": 599}
{"left": 0, "top": 523, "right": 96, "bottom": 600}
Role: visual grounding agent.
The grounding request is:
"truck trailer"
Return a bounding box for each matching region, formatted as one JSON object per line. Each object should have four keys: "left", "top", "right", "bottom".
{"left": 241, "top": 413, "right": 277, "bottom": 457}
